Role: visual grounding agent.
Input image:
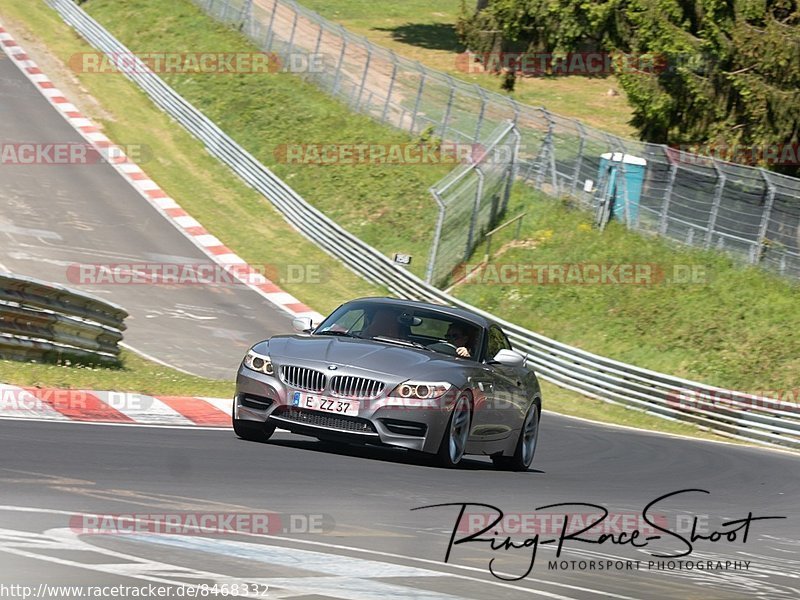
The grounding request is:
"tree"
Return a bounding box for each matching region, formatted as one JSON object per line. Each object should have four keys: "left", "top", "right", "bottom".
{"left": 458, "top": 0, "right": 800, "bottom": 174}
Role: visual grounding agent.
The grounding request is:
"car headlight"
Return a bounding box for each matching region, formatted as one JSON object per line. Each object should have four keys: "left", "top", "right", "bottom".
{"left": 390, "top": 381, "right": 453, "bottom": 400}
{"left": 243, "top": 349, "right": 274, "bottom": 375}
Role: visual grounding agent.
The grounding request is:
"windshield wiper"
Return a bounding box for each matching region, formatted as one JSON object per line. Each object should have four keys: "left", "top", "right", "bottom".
{"left": 370, "top": 336, "right": 429, "bottom": 350}
{"left": 315, "top": 330, "right": 361, "bottom": 339}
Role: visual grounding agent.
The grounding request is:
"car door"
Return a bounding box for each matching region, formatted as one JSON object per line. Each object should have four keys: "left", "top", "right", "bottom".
{"left": 486, "top": 325, "right": 529, "bottom": 433}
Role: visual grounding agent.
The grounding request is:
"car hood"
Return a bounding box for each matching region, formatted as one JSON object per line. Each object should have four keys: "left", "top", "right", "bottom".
{"left": 262, "top": 335, "right": 467, "bottom": 378}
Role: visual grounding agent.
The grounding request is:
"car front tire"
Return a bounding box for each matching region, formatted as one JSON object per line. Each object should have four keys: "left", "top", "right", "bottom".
{"left": 493, "top": 402, "right": 540, "bottom": 471}
{"left": 435, "top": 392, "right": 472, "bottom": 468}
{"left": 232, "top": 405, "right": 276, "bottom": 442}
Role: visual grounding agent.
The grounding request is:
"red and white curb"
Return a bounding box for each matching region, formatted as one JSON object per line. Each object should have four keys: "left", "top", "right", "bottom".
{"left": 0, "top": 384, "right": 231, "bottom": 427}
{"left": 0, "top": 22, "right": 323, "bottom": 324}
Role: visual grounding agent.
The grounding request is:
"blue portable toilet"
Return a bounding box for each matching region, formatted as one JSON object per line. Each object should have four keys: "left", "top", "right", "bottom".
{"left": 597, "top": 152, "right": 647, "bottom": 226}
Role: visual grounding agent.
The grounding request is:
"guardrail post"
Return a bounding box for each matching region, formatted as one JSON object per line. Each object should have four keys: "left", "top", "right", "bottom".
{"left": 425, "top": 189, "right": 447, "bottom": 284}
{"left": 381, "top": 52, "right": 398, "bottom": 123}
{"left": 704, "top": 158, "right": 726, "bottom": 248}
{"left": 755, "top": 169, "right": 777, "bottom": 264}
{"left": 263, "top": 0, "right": 279, "bottom": 52}
{"left": 331, "top": 25, "right": 348, "bottom": 96}
{"left": 409, "top": 63, "right": 426, "bottom": 134}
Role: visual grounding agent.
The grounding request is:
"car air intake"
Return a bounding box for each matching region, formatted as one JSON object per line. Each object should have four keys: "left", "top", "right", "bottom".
{"left": 280, "top": 366, "right": 326, "bottom": 392}
{"left": 330, "top": 375, "right": 385, "bottom": 399}
{"left": 238, "top": 393, "right": 273, "bottom": 410}
{"left": 380, "top": 418, "right": 428, "bottom": 437}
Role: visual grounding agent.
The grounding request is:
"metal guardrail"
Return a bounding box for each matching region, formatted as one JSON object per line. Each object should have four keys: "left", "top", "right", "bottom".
{"left": 0, "top": 272, "right": 128, "bottom": 363}
{"left": 47, "top": 0, "right": 799, "bottom": 450}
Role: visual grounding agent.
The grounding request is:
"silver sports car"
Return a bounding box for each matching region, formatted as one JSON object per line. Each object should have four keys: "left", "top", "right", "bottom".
{"left": 233, "top": 297, "right": 541, "bottom": 469}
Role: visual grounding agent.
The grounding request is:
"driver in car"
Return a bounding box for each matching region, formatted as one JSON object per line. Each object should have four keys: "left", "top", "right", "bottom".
{"left": 445, "top": 324, "right": 472, "bottom": 358}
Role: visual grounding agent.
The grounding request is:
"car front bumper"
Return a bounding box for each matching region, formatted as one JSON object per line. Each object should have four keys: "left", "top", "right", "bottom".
{"left": 235, "top": 366, "right": 453, "bottom": 454}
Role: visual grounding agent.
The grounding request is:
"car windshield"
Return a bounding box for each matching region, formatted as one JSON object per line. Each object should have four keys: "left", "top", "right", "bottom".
{"left": 315, "top": 301, "right": 481, "bottom": 359}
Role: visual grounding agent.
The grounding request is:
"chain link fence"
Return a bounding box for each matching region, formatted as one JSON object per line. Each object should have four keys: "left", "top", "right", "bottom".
{"left": 195, "top": 0, "right": 800, "bottom": 280}
{"left": 427, "top": 121, "right": 519, "bottom": 285}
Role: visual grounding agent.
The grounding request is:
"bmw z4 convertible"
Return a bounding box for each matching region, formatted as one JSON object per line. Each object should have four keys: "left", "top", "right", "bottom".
{"left": 233, "top": 297, "right": 541, "bottom": 469}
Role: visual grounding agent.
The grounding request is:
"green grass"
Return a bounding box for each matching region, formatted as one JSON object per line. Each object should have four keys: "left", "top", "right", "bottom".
{"left": 0, "top": 351, "right": 234, "bottom": 397}
{"left": 298, "top": 0, "right": 636, "bottom": 137}
{"left": 452, "top": 190, "right": 800, "bottom": 392}
{"left": 0, "top": 0, "right": 793, "bottom": 447}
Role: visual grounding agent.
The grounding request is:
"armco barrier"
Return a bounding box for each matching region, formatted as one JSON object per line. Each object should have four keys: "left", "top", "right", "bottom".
{"left": 45, "top": 0, "right": 799, "bottom": 450}
{"left": 0, "top": 272, "right": 127, "bottom": 363}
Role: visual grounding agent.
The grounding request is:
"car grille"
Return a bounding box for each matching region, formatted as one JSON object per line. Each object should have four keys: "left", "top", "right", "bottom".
{"left": 280, "top": 365, "right": 326, "bottom": 392}
{"left": 330, "top": 375, "right": 385, "bottom": 399}
{"left": 272, "top": 407, "right": 376, "bottom": 434}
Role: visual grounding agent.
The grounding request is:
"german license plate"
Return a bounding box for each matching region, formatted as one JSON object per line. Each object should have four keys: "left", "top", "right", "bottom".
{"left": 292, "top": 391, "right": 359, "bottom": 416}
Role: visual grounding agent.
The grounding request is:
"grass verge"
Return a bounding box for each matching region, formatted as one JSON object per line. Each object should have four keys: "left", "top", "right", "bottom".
{"left": 0, "top": 351, "right": 234, "bottom": 397}
{"left": 451, "top": 191, "right": 800, "bottom": 392}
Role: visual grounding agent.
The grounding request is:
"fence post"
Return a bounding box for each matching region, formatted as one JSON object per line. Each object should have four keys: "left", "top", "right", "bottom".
{"left": 238, "top": 0, "right": 253, "bottom": 31}
{"left": 331, "top": 25, "right": 348, "bottom": 96}
{"left": 354, "top": 41, "right": 372, "bottom": 110}
{"left": 704, "top": 158, "right": 726, "bottom": 248}
{"left": 440, "top": 75, "right": 456, "bottom": 140}
{"left": 570, "top": 121, "right": 586, "bottom": 198}
{"left": 466, "top": 165, "right": 485, "bottom": 259}
{"left": 285, "top": 2, "right": 299, "bottom": 58}
{"left": 313, "top": 22, "right": 324, "bottom": 56}
{"left": 501, "top": 123, "right": 520, "bottom": 214}
{"left": 534, "top": 109, "right": 555, "bottom": 192}
{"left": 263, "top": 0, "right": 279, "bottom": 52}
{"left": 755, "top": 169, "right": 777, "bottom": 264}
{"left": 473, "top": 86, "right": 487, "bottom": 141}
{"left": 409, "top": 63, "right": 426, "bottom": 134}
{"left": 659, "top": 149, "right": 678, "bottom": 235}
{"left": 426, "top": 189, "right": 447, "bottom": 284}
{"left": 381, "top": 52, "right": 398, "bottom": 123}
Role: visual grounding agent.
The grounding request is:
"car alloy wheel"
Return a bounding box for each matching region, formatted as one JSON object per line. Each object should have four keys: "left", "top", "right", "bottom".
{"left": 493, "top": 402, "right": 539, "bottom": 471}
{"left": 437, "top": 392, "right": 471, "bottom": 467}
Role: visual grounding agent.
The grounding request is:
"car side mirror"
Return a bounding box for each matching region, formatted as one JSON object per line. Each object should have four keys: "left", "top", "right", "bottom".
{"left": 292, "top": 317, "right": 314, "bottom": 333}
{"left": 491, "top": 348, "right": 526, "bottom": 367}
